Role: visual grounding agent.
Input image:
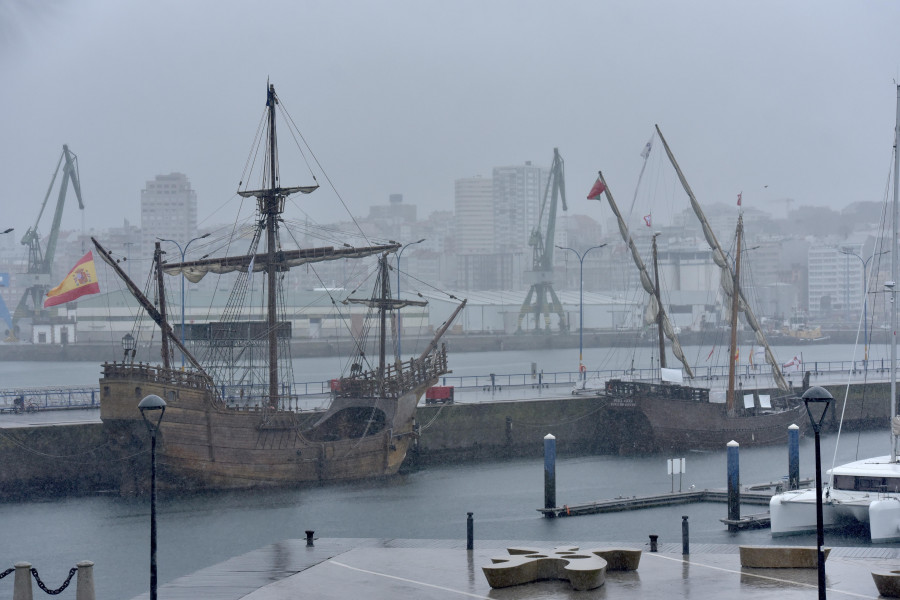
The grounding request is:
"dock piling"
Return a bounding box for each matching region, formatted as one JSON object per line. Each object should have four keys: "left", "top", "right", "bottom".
{"left": 13, "top": 562, "right": 32, "bottom": 600}
{"left": 682, "top": 516, "right": 690, "bottom": 555}
{"left": 649, "top": 535, "right": 658, "bottom": 552}
{"left": 544, "top": 434, "right": 556, "bottom": 515}
{"left": 788, "top": 424, "right": 800, "bottom": 490}
{"left": 76, "top": 561, "right": 95, "bottom": 600}
{"left": 305, "top": 530, "right": 315, "bottom": 547}
{"left": 727, "top": 440, "right": 740, "bottom": 529}
{"left": 466, "top": 512, "right": 473, "bottom": 550}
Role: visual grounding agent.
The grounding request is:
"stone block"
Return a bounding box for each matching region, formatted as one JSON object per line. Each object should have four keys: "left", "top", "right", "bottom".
{"left": 739, "top": 545, "right": 830, "bottom": 568}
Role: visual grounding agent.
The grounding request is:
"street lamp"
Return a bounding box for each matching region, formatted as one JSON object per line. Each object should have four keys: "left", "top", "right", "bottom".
{"left": 396, "top": 238, "right": 425, "bottom": 358}
{"left": 802, "top": 385, "right": 833, "bottom": 600}
{"left": 158, "top": 234, "right": 210, "bottom": 368}
{"left": 138, "top": 394, "right": 167, "bottom": 600}
{"left": 122, "top": 333, "right": 136, "bottom": 362}
{"left": 556, "top": 244, "right": 607, "bottom": 381}
{"left": 840, "top": 248, "right": 887, "bottom": 369}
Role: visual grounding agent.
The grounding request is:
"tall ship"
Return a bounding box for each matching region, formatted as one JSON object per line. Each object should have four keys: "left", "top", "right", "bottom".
{"left": 95, "top": 83, "right": 465, "bottom": 492}
{"left": 594, "top": 126, "right": 805, "bottom": 451}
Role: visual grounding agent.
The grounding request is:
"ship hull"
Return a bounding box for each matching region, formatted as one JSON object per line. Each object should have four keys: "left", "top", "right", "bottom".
{"left": 100, "top": 362, "right": 428, "bottom": 492}
{"left": 605, "top": 379, "right": 805, "bottom": 451}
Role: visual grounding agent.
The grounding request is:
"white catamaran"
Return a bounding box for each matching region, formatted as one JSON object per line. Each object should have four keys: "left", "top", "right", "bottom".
{"left": 770, "top": 84, "right": 900, "bottom": 543}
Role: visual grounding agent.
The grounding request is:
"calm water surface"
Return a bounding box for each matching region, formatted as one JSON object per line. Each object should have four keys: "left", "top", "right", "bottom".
{"left": 0, "top": 429, "right": 890, "bottom": 600}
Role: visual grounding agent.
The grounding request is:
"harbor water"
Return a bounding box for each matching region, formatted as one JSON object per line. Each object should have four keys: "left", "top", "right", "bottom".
{"left": 0, "top": 345, "right": 895, "bottom": 599}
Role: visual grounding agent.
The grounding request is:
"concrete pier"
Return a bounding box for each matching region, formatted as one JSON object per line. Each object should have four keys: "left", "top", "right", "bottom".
{"left": 126, "top": 537, "right": 900, "bottom": 600}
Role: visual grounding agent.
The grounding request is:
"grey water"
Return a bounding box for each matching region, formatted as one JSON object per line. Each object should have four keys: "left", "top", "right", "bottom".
{"left": 0, "top": 345, "right": 894, "bottom": 599}
{"left": 0, "top": 429, "right": 888, "bottom": 600}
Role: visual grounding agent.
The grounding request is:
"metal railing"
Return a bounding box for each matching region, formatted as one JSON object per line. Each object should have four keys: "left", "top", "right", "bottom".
{"left": 0, "top": 359, "right": 893, "bottom": 411}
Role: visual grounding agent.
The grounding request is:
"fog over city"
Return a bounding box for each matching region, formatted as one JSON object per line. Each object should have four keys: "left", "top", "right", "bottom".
{"left": 2, "top": 0, "right": 899, "bottom": 238}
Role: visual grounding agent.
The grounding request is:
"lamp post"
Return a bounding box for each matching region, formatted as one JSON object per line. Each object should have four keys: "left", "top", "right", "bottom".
{"left": 396, "top": 238, "right": 425, "bottom": 358}
{"left": 122, "top": 333, "right": 136, "bottom": 362}
{"left": 158, "top": 234, "right": 210, "bottom": 368}
{"left": 556, "top": 244, "right": 607, "bottom": 380}
{"left": 138, "top": 394, "right": 167, "bottom": 600}
{"left": 802, "top": 385, "right": 833, "bottom": 600}
{"left": 840, "top": 248, "right": 887, "bottom": 370}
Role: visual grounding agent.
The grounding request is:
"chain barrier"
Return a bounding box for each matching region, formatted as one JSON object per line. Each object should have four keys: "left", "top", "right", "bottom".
{"left": 0, "top": 568, "right": 13, "bottom": 579}
{"left": 31, "top": 566, "right": 77, "bottom": 595}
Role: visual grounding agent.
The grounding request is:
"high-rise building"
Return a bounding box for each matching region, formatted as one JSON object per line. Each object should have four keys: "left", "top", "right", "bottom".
{"left": 140, "top": 173, "right": 198, "bottom": 257}
{"left": 454, "top": 176, "right": 494, "bottom": 254}
{"left": 492, "top": 161, "right": 548, "bottom": 255}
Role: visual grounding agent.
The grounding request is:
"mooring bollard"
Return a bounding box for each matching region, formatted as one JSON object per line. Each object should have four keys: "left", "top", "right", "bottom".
{"left": 544, "top": 434, "right": 556, "bottom": 515}
{"left": 76, "top": 561, "right": 95, "bottom": 600}
{"left": 788, "top": 423, "right": 800, "bottom": 490}
{"left": 13, "top": 562, "right": 32, "bottom": 600}
{"left": 681, "top": 516, "right": 690, "bottom": 555}
{"left": 305, "top": 530, "right": 315, "bottom": 547}
{"left": 649, "top": 535, "right": 658, "bottom": 552}
{"left": 466, "top": 512, "right": 474, "bottom": 550}
{"left": 727, "top": 440, "right": 740, "bottom": 527}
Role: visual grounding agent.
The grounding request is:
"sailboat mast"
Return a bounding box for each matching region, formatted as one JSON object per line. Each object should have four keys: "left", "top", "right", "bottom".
{"left": 651, "top": 233, "right": 666, "bottom": 370}
{"left": 379, "top": 254, "right": 388, "bottom": 396}
{"left": 265, "top": 83, "right": 280, "bottom": 405}
{"left": 154, "top": 241, "right": 171, "bottom": 370}
{"left": 727, "top": 215, "right": 743, "bottom": 413}
{"left": 892, "top": 84, "right": 899, "bottom": 462}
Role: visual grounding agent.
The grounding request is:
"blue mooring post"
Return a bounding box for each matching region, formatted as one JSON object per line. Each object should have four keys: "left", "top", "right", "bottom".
{"left": 727, "top": 440, "right": 740, "bottom": 527}
{"left": 788, "top": 423, "right": 800, "bottom": 490}
{"left": 544, "top": 434, "right": 556, "bottom": 515}
{"left": 466, "top": 512, "right": 474, "bottom": 550}
{"left": 681, "top": 515, "right": 690, "bottom": 555}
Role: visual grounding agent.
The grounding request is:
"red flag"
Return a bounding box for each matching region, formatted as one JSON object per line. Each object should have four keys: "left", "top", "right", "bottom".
{"left": 587, "top": 178, "right": 606, "bottom": 199}
{"left": 737, "top": 192, "right": 742, "bottom": 206}
{"left": 643, "top": 214, "right": 652, "bottom": 227}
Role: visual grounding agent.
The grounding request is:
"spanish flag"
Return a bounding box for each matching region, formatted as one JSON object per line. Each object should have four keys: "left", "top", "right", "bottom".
{"left": 44, "top": 251, "right": 101, "bottom": 308}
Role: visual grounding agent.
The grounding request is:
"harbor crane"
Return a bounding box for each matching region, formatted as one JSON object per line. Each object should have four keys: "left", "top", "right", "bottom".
{"left": 9, "top": 145, "right": 84, "bottom": 340}
{"left": 516, "top": 147, "right": 568, "bottom": 333}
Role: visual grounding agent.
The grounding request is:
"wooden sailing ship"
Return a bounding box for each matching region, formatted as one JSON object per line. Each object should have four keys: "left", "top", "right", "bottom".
{"left": 596, "top": 126, "right": 805, "bottom": 451}
{"left": 96, "top": 83, "right": 465, "bottom": 492}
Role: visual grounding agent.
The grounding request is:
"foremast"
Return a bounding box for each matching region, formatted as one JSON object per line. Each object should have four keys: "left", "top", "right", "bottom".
{"left": 654, "top": 124, "right": 789, "bottom": 394}
{"left": 591, "top": 171, "right": 694, "bottom": 378}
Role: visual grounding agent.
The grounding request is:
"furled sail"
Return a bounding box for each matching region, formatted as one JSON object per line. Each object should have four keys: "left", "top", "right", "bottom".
{"left": 163, "top": 243, "right": 401, "bottom": 283}
{"left": 594, "top": 171, "right": 695, "bottom": 379}
{"left": 654, "top": 124, "right": 789, "bottom": 391}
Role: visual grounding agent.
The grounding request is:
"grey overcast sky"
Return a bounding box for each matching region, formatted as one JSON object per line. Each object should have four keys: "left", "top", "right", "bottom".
{"left": 1, "top": 0, "right": 899, "bottom": 242}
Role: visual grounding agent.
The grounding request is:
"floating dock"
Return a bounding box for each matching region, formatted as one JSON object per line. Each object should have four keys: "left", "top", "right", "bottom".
{"left": 538, "top": 488, "right": 776, "bottom": 519}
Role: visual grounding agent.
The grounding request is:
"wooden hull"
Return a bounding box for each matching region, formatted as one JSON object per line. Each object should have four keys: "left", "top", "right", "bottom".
{"left": 605, "top": 380, "right": 806, "bottom": 451}
{"left": 99, "top": 363, "right": 429, "bottom": 492}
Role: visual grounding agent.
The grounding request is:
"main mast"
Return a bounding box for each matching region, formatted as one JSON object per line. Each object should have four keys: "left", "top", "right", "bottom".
{"left": 726, "top": 214, "right": 743, "bottom": 414}
{"left": 892, "top": 83, "right": 899, "bottom": 462}
{"left": 264, "top": 84, "right": 280, "bottom": 405}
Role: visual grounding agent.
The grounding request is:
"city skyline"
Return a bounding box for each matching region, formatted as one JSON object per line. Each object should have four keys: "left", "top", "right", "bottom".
{"left": 2, "top": 1, "right": 899, "bottom": 240}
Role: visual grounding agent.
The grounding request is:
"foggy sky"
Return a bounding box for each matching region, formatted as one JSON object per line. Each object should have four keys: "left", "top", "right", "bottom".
{"left": 2, "top": 0, "right": 899, "bottom": 244}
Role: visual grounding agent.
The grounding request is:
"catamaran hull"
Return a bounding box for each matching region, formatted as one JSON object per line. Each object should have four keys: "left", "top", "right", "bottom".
{"left": 100, "top": 363, "right": 427, "bottom": 492}
{"left": 771, "top": 456, "right": 900, "bottom": 542}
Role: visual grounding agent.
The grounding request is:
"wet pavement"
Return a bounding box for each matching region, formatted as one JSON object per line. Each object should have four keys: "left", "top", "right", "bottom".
{"left": 128, "top": 538, "right": 900, "bottom": 599}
